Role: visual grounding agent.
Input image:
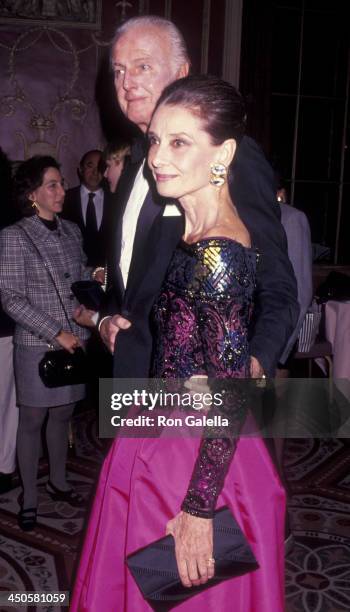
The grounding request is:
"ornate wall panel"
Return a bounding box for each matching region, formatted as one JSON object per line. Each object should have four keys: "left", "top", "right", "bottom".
{"left": 0, "top": 1, "right": 103, "bottom": 29}
{"left": 0, "top": 0, "right": 240, "bottom": 187}
{"left": 0, "top": 24, "right": 110, "bottom": 187}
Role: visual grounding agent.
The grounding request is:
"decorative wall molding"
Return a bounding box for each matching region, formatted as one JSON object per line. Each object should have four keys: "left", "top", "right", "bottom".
{"left": 200, "top": 0, "right": 211, "bottom": 74}
{"left": 0, "top": 26, "right": 88, "bottom": 156}
{"left": 115, "top": 1, "right": 133, "bottom": 21}
{"left": 0, "top": 1, "right": 231, "bottom": 186}
{"left": 164, "top": 0, "right": 172, "bottom": 19}
{"left": 222, "top": 0, "right": 242, "bottom": 87}
{"left": 0, "top": 23, "right": 106, "bottom": 185}
{"left": 138, "top": 0, "right": 150, "bottom": 14}
{"left": 0, "top": 0, "right": 102, "bottom": 29}
{"left": 15, "top": 130, "right": 69, "bottom": 161}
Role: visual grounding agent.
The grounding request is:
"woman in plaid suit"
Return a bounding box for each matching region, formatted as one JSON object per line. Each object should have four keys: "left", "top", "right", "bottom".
{"left": 0, "top": 156, "right": 92, "bottom": 531}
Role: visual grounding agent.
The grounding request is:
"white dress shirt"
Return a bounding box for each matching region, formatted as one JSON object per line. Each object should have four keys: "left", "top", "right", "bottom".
{"left": 80, "top": 185, "right": 104, "bottom": 229}
{"left": 119, "top": 161, "right": 149, "bottom": 287}
{"left": 97, "top": 163, "right": 182, "bottom": 330}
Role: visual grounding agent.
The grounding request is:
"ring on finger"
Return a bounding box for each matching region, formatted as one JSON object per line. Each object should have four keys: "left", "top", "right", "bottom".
{"left": 207, "top": 557, "right": 215, "bottom": 566}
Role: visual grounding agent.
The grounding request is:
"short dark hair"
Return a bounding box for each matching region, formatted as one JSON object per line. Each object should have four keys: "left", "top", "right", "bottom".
{"left": 13, "top": 155, "right": 60, "bottom": 217}
{"left": 79, "top": 149, "right": 102, "bottom": 168}
{"left": 155, "top": 75, "right": 247, "bottom": 146}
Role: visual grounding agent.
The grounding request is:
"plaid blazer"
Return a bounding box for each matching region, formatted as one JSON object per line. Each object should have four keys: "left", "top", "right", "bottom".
{"left": 0, "top": 215, "right": 91, "bottom": 347}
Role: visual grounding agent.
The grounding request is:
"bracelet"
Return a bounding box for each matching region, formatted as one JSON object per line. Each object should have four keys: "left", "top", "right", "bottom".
{"left": 181, "top": 502, "right": 214, "bottom": 519}
{"left": 98, "top": 315, "right": 111, "bottom": 333}
{"left": 92, "top": 266, "right": 104, "bottom": 280}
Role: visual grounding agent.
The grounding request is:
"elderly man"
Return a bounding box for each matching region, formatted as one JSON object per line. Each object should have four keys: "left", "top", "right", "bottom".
{"left": 99, "top": 15, "right": 298, "bottom": 380}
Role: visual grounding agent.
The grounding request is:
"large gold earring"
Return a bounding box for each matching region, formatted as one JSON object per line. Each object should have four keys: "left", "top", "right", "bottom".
{"left": 31, "top": 200, "right": 39, "bottom": 212}
{"left": 210, "top": 163, "right": 227, "bottom": 187}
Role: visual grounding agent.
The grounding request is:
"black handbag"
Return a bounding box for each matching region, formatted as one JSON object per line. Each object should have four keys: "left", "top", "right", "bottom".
{"left": 71, "top": 280, "right": 105, "bottom": 310}
{"left": 39, "top": 346, "right": 87, "bottom": 387}
{"left": 19, "top": 225, "right": 87, "bottom": 388}
{"left": 126, "top": 506, "right": 259, "bottom": 610}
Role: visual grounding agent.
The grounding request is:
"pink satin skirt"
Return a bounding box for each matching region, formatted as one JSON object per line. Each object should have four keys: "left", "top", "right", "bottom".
{"left": 71, "top": 434, "right": 285, "bottom": 612}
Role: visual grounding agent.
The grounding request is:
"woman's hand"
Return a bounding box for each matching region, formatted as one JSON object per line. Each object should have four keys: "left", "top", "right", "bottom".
{"left": 99, "top": 315, "right": 131, "bottom": 353}
{"left": 73, "top": 305, "right": 97, "bottom": 328}
{"left": 166, "top": 511, "right": 214, "bottom": 587}
{"left": 184, "top": 375, "right": 211, "bottom": 413}
{"left": 55, "top": 330, "right": 81, "bottom": 353}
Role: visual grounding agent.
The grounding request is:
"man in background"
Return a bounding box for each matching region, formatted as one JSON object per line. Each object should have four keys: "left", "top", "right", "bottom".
{"left": 62, "top": 149, "right": 109, "bottom": 267}
{"left": 277, "top": 181, "right": 313, "bottom": 371}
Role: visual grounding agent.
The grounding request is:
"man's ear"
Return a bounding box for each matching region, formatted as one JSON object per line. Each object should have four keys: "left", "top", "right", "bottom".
{"left": 176, "top": 61, "right": 190, "bottom": 79}
{"left": 216, "top": 139, "right": 237, "bottom": 167}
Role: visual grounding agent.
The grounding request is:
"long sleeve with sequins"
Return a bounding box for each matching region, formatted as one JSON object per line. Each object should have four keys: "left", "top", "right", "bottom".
{"left": 180, "top": 240, "right": 256, "bottom": 519}
{"left": 152, "top": 238, "right": 257, "bottom": 518}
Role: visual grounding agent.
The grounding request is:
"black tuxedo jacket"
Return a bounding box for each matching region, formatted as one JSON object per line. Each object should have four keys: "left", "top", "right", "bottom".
{"left": 104, "top": 136, "right": 299, "bottom": 378}
{"left": 61, "top": 186, "right": 111, "bottom": 267}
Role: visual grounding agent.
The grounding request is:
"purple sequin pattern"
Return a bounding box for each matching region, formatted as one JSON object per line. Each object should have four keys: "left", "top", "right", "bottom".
{"left": 152, "top": 238, "right": 258, "bottom": 518}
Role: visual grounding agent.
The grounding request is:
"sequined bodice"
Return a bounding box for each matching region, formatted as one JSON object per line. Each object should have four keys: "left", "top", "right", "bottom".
{"left": 152, "top": 238, "right": 258, "bottom": 518}
{"left": 152, "top": 238, "right": 258, "bottom": 379}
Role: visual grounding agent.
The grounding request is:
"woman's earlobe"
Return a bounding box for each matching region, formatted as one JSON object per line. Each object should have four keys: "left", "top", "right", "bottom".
{"left": 220, "top": 139, "right": 236, "bottom": 167}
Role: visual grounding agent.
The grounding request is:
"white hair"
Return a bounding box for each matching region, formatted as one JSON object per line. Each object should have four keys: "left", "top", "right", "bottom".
{"left": 111, "top": 15, "right": 190, "bottom": 72}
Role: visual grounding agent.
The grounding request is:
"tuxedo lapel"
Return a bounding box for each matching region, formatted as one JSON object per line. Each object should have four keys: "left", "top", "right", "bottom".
{"left": 117, "top": 160, "right": 144, "bottom": 258}
{"left": 118, "top": 158, "right": 144, "bottom": 219}
{"left": 125, "top": 189, "right": 162, "bottom": 298}
{"left": 108, "top": 142, "right": 184, "bottom": 313}
{"left": 108, "top": 158, "right": 144, "bottom": 301}
{"left": 99, "top": 190, "right": 109, "bottom": 236}
{"left": 124, "top": 198, "right": 184, "bottom": 310}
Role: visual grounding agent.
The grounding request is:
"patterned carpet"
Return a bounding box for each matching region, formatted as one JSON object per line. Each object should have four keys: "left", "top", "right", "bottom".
{"left": 285, "top": 438, "right": 350, "bottom": 612}
{"left": 1, "top": 410, "right": 350, "bottom": 611}
{"left": 0, "top": 409, "right": 104, "bottom": 612}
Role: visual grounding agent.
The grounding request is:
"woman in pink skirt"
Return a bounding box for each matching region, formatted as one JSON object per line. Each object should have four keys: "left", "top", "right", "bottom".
{"left": 72, "top": 75, "right": 286, "bottom": 612}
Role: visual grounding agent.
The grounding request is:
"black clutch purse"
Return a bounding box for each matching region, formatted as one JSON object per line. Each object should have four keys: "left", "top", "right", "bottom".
{"left": 71, "top": 280, "right": 105, "bottom": 310}
{"left": 126, "top": 506, "right": 259, "bottom": 610}
{"left": 39, "top": 347, "right": 87, "bottom": 388}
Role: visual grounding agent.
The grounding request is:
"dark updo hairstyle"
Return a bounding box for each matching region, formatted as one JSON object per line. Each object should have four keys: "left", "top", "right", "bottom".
{"left": 154, "top": 74, "right": 247, "bottom": 148}
{"left": 14, "top": 155, "right": 60, "bottom": 217}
